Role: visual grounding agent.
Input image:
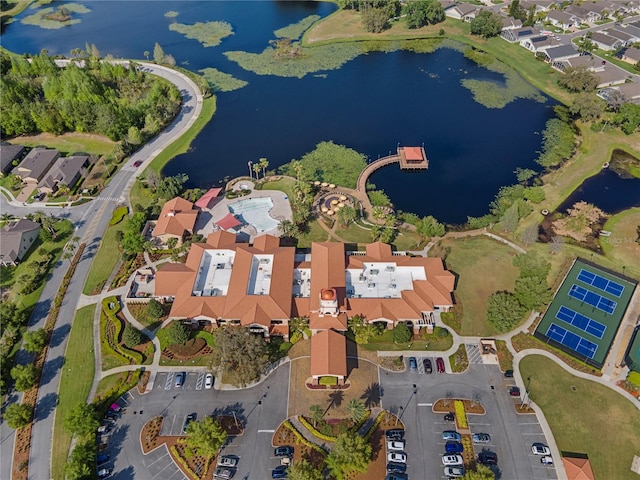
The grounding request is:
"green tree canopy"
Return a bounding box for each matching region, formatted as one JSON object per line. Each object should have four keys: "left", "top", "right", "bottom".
{"left": 346, "top": 398, "right": 368, "bottom": 423}
{"left": 146, "top": 298, "right": 165, "bottom": 319}
{"left": 470, "top": 11, "right": 503, "bottom": 38}
{"left": 416, "top": 215, "right": 445, "bottom": 237}
{"left": 404, "top": 0, "right": 445, "bottom": 29}
{"left": 287, "top": 459, "right": 323, "bottom": 480}
{"left": 22, "top": 328, "right": 47, "bottom": 354}
{"left": 486, "top": 292, "right": 524, "bottom": 332}
{"left": 64, "top": 403, "right": 100, "bottom": 439}
{"left": 361, "top": 7, "right": 390, "bottom": 33}
{"left": 123, "top": 323, "right": 144, "bottom": 348}
{"left": 167, "top": 321, "right": 190, "bottom": 345}
{"left": 512, "top": 252, "right": 551, "bottom": 280}
{"left": 210, "top": 326, "right": 270, "bottom": 387}
{"left": 184, "top": 416, "right": 228, "bottom": 459}
{"left": 4, "top": 403, "right": 33, "bottom": 429}
{"left": 557, "top": 66, "right": 598, "bottom": 92}
{"left": 514, "top": 275, "right": 552, "bottom": 311}
{"left": 157, "top": 173, "right": 188, "bottom": 199}
{"left": 462, "top": 464, "right": 496, "bottom": 479}
{"left": 325, "top": 432, "right": 372, "bottom": 480}
{"left": 64, "top": 440, "right": 95, "bottom": 480}
{"left": 11, "top": 363, "right": 39, "bottom": 391}
{"left": 393, "top": 322, "right": 412, "bottom": 343}
{"left": 536, "top": 118, "right": 576, "bottom": 169}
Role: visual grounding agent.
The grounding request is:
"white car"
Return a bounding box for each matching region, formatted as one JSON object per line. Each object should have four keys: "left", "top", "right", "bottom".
{"left": 387, "top": 452, "right": 407, "bottom": 464}
{"left": 217, "top": 455, "right": 238, "bottom": 467}
{"left": 442, "top": 454, "right": 463, "bottom": 466}
{"left": 205, "top": 373, "right": 214, "bottom": 389}
{"left": 541, "top": 455, "right": 554, "bottom": 465}
{"left": 387, "top": 440, "right": 405, "bottom": 451}
{"left": 531, "top": 443, "right": 551, "bottom": 455}
{"left": 472, "top": 433, "right": 491, "bottom": 444}
{"left": 443, "top": 466, "right": 465, "bottom": 478}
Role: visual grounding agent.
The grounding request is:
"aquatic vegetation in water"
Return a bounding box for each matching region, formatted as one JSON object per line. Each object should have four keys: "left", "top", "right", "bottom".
{"left": 164, "top": 11, "right": 179, "bottom": 18}
{"left": 198, "top": 68, "right": 248, "bottom": 93}
{"left": 21, "top": 3, "right": 90, "bottom": 29}
{"left": 274, "top": 15, "right": 321, "bottom": 40}
{"left": 169, "top": 21, "right": 234, "bottom": 48}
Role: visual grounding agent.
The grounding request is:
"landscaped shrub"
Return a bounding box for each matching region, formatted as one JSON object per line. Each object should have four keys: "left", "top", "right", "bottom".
{"left": 392, "top": 323, "right": 412, "bottom": 343}
{"left": 283, "top": 420, "right": 327, "bottom": 453}
{"left": 109, "top": 206, "right": 128, "bottom": 226}
{"left": 319, "top": 376, "right": 337, "bottom": 386}
{"left": 454, "top": 400, "right": 468, "bottom": 429}
{"left": 363, "top": 411, "right": 385, "bottom": 441}
{"left": 299, "top": 416, "right": 337, "bottom": 442}
{"left": 628, "top": 371, "right": 640, "bottom": 387}
{"left": 167, "top": 321, "right": 190, "bottom": 345}
{"left": 123, "top": 323, "right": 143, "bottom": 348}
{"left": 290, "top": 331, "right": 302, "bottom": 344}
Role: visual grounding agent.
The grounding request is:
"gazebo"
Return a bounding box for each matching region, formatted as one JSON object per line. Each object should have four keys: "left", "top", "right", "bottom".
{"left": 215, "top": 212, "right": 242, "bottom": 231}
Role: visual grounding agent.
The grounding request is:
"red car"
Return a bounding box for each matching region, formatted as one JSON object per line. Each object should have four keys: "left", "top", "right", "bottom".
{"left": 436, "top": 357, "right": 445, "bottom": 373}
{"left": 509, "top": 386, "right": 521, "bottom": 396}
{"left": 133, "top": 160, "right": 143, "bottom": 168}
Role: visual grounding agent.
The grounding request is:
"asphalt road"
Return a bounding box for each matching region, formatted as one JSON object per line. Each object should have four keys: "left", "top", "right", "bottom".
{"left": 380, "top": 361, "right": 559, "bottom": 480}
{"left": 100, "top": 365, "right": 290, "bottom": 480}
{"left": 0, "top": 62, "right": 202, "bottom": 480}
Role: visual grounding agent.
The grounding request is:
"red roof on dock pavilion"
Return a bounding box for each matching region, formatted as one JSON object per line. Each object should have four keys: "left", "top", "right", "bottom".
{"left": 195, "top": 188, "right": 223, "bottom": 209}
{"left": 403, "top": 146, "right": 424, "bottom": 161}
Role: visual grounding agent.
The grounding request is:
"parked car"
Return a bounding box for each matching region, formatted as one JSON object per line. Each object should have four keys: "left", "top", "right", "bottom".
{"left": 444, "top": 412, "right": 455, "bottom": 422}
{"left": 531, "top": 443, "right": 551, "bottom": 455}
{"left": 387, "top": 452, "right": 407, "bottom": 464}
{"left": 442, "top": 454, "right": 463, "bottom": 466}
{"left": 98, "top": 468, "right": 112, "bottom": 479}
{"left": 174, "top": 372, "right": 185, "bottom": 388}
{"left": 133, "top": 160, "right": 143, "bottom": 168}
{"left": 97, "top": 425, "right": 110, "bottom": 434}
{"left": 387, "top": 440, "right": 405, "bottom": 451}
{"left": 217, "top": 455, "right": 238, "bottom": 467}
{"left": 109, "top": 403, "right": 122, "bottom": 413}
{"left": 445, "top": 441, "right": 464, "bottom": 454}
{"left": 274, "top": 446, "right": 294, "bottom": 457}
{"left": 509, "top": 386, "right": 521, "bottom": 396}
{"left": 385, "top": 429, "right": 405, "bottom": 440}
{"left": 423, "top": 358, "right": 433, "bottom": 374}
{"left": 104, "top": 411, "right": 118, "bottom": 420}
{"left": 477, "top": 452, "right": 498, "bottom": 466}
{"left": 205, "top": 373, "right": 214, "bottom": 389}
{"left": 213, "top": 467, "right": 235, "bottom": 479}
{"left": 385, "top": 473, "right": 408, "bottom": 480}
{"left": 34, "top": 192, "right": 45, "bottom": 201}
{"left": 443, "top": 466, "right": 465, "bottom": 478}
{"left": 541, "top": 455, "right": 554, "bottom": 465}
{"left": 386, "top": 462, "right": 407, "bottom": 474}
{"left": 96, "top": 453, "right": 109, "bottom": 466}
{"left": 504, "top": 369, "right": 514, "bottom": 378}
{"left": 271, "top": 465, "right": 287, "bottom": 479}
{"left": 436, "top": 357, "right": 445, "bottom": 373}
{"left": 408, "top": 357, "right": 417, "bottom": 372}
{"left": 182, "top": 413, "right": 196, "bottom": 434}
{"left": 472, "top": 433, "right": 491, "bottom": 444}
{"left": 442, "top": 431, "right": 461, "bottom": 441}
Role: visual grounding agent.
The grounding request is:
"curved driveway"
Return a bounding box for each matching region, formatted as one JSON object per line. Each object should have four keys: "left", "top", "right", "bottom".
{"left": 0, "top": 62, "right": 202, "bottom": 480}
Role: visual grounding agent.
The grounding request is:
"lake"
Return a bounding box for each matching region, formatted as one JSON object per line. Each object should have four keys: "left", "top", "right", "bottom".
{"left": 3, "top": 0, "right": 559, "bottom": 224}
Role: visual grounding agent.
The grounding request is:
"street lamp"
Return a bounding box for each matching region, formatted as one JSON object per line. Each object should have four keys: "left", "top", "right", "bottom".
{"left": 522, "top": 376, "right": 532, "bottom": 407}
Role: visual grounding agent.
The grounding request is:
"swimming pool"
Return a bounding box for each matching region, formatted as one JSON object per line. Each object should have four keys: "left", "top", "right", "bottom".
{"left": 229, "top": 197, "right": 279, "bottom": 233}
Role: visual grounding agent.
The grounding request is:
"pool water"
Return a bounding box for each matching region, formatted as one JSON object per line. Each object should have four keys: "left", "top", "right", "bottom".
{"left": 229, "top": 197, "right": 278, "bottom": 233}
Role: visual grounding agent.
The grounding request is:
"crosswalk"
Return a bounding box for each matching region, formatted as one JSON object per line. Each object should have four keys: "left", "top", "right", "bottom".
{"left": 95, "top": 196, "right": 123, "bottom": 203}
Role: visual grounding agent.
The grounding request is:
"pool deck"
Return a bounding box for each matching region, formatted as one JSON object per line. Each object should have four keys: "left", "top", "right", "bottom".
{"left": 195, "top": 189, "right": 292, "bottom": 242}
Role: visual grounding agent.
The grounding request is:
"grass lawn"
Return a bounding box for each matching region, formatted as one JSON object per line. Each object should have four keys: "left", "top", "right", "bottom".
{"left": 519, "top": 355, "right": 640, "bottom": 480}
{"left": 82, "top": 223, "right": 123, "bottom": 295}
{"left": 259, "top": 177, "right": 295, "bottom": 198}
{"left": 439, "top": 236, "right": 520, "bottom": 336}
{"left": 8, "top": 132, "right": 115, "bottom": 156}
{"left": 51, "top": 304, "right": 96, "bottom": 480}
{"left": 156, "top": 326, "right": 215, "bottom": 367}
{"left": 296, "top": 220, "right": 331, "bottom": 247}
{"left": 600, "top": 208, "right": 640, "bottom": 280}
{"left": 358, "top": 327, "right": 453, "bottom": 352}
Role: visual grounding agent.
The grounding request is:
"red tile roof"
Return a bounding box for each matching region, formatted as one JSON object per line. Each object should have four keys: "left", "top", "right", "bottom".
{"left": 562, "top": 457, "right": 595, "bottom": 480}
{"left": 216, "top": 212, "right": 243, "bottom": 231}
{"left": 310, "top": 329, "right": 347, "bottom": 377}
{"left": 153, "top": 197, "right": 198, "bottom": 238}
{"left": 403, "top": 146, "right": 424, "bottom": 161}
{"left": 195, "top": 188, "right": 223, "bottom": 209}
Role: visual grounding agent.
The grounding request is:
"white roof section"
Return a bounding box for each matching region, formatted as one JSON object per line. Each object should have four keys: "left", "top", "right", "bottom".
{"left": 346, "top": 262, "right": 426, "bottom": 299}
{"left": 293, "top": 268, "right": 311, "bottom": 298}
{"left": 247, "top": 254, "right": 274, "bottom": 295}
{"left": 193, "top": 249, "right": 236, "bottom": 296}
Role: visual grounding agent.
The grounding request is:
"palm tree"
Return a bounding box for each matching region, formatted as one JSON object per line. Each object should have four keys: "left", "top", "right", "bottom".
{"left": 259, "top": 157, "right": 269, "bottom": 178}
{"left": 252, "top": 162, "right": 261, "bottom": 180}
{"left": 309, "top": 404, "right": 324, "bottom": 428}
{"left": 337, "top": 205, "right": 356, "bottom": 228}
{"left": 0, "top": 213, "right": 17, "bottom": 224}
{"left": 277, "top": 219, "right": 298, "bottom": 238}
{"left": 143, "top": 50, "right": 150, "bottom": 61}
{"left": 289, "top": 316, "right": 308, "bottom": 336}
{"left": 346, "top": 399, "right": 367, "bottom": 424}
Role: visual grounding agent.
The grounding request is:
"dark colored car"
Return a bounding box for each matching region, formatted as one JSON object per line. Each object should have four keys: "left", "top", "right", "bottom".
{"left": 444, "top": 412, "right": 455, "bottom": 422}
{"left": 423, "top": 358, "right": 433, "bottom": 374}
{"left": 182, "top": 413, "right": 196, "bottom": 434}
{"left": 386, "top": 462, "right": 407, "bottom": 474}
{"left": 133, "top": 160, "right": 143, "bottom": 168}
{"left": 385, "top": 473, "right": 408, "bottom": 480}
{"left": 385, "top": 429, "right": 405, "bottom": 440}
{"left": 509, "top": 386, "right": 521, "bottom": 396}
{"left": 274, "top": 446, "right": 294, "bottom": 457}
{"left": 445, "top": 441, "right": 464, "bottom": 454}
{"left": 271, "top": 465, "right": 288, "bottom": 478}
{"left": 213, "top": 467, "right": 235, "bottom": 479}
{"left": 436, "top": 357, "right": 445, "bottom": 373}
{"left": 477, "top": 452, "right": 498, "bottom": 466}
{"left": 97, "top": 453, "right": 110, "bottom": 465}
{"left": 504, "top": 369, "right": 514, "bottom": 378}
{"left": 408, "top": 357, "right": 417, "bottom": 372}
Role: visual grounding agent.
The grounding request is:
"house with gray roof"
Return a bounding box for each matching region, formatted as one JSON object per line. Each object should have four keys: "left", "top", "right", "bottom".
{"left": 0, "top": 219, "right": 41, "bottom": 266}
{"left": 590, "top": 31, "right": 624, "bottom": 50}
{"left": 620, "top": 46, "right": 640, "bottom": 65}
{"left": 502, "top": 26, "right": 539, "bottom": 43}
{"left": 545, "top": 45, "right": 580, "bottom": 64}
{"left": 446, "top": 3, "right": 480, "bottom": 21}
{"left": 0, "top": 143, "right": 25, "bottom": 176}
{"left": 521, "top": 35, "right": 561, "bottom": 53}
{"left": 502, "top": 17, "right": 523, "bottom": 30}
{"left": 14, "top": 148, "right": 59, "bottom": 184}
{"left": 598, "top": 82, "right": 640, "bottom": 104}
{"left": 38, "top": 154, "right": 92, "bottom": 194}
{"left": 604, "top": 28, "right": 636, "bottom": 46}
{"left": 520, "top": 0, "right": 557, "bottom": 13}
{"left": 556, "top": 55, "right": 631, "bottom": 87}
{"left": 547, "top": 10, "right": 581, "bottom": 29}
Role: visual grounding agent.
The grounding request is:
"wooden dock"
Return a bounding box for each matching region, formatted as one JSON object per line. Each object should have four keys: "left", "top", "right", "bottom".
{"left": 398, "top": 146, "right": 428, "bottom": 170}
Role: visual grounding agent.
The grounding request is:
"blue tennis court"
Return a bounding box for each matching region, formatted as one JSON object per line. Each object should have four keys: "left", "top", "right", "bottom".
{"left": 546, "top": 323, "right": 599, "bottom": 359}
{"left": 577, "top": 269, "right": 625, "bottom": 297}
{"left": 555, "top": 306, "right": 606, "bottom": 339}
{"left": 568, "top": 284, "right": 617, "bottom": 314}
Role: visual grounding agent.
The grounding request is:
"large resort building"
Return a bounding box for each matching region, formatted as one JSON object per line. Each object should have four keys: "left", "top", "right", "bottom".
{"left": 155, "top": 231, "right": 455, "bottom": 340}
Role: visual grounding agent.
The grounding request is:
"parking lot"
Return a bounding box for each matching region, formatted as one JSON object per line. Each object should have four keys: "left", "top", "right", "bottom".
{"left": 380, "top": 362, "right": 559, "bottom": 480}
{"left": 98, "top": 365, "right": 290, "bottom": 480}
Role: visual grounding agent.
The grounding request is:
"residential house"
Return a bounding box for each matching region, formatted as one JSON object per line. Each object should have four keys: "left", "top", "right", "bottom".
{"left": 545, "top": 44, "right": 580, "bottom": 65}
{"left": 154, "top": 234, "right": 455, "bottom": 340}
{"left": 547, "top": 10, "right": 580, "bottom": 30}
{"left": 563, "top": 5, "right": 589, "bottom": 25}
{"left": 151, "top": 196, "right": 199, "bottom": 247}
{"left": 604, "top": 28, "right": 636, "bottom": 46}
{"left": 502, "top": 26, "right": 540, "bottom": 43}
{"left": 520, "top": 0, "right": 557, "bottom": 14}
{"left": 598, "top": 82, "right": 640, "bottom": 104}
{"left": 556, "top": 55, "right": 631, "bottom": 87}
{"left": 14, "top": 148, "right": 59, "bottom": 184}
{"left": 37, "top": 154, "right": 91, "bottom": 194}
{"left": 446, "top": 3, "right": 480, "bottom": 21}
{"left": 580, "top": 2, "right": 614, "bottom": 23}
{"left": 501, "top": 17, "right": 523, "bottom": 30}
{"left": 0, "top": 143, "right": 25, "bottom": 176}
{"left": 438, "top": 0, "right": 456, "bottom": 12}
{"left": 0, "top": 219, "right": 41, "bottom": 266}
{"left": 620, "top": 46, "right": 640, "bottom": 65}
{"left": 589, "top": 31, "right": 623, "bottom": 50}
{"left": 521, "top": 34, "right": 561, "bottom": 53}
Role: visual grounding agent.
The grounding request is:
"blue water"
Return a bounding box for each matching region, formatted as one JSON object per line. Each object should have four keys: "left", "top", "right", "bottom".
{"left": 2, "top": 1, "right": 559, "bottom": 224}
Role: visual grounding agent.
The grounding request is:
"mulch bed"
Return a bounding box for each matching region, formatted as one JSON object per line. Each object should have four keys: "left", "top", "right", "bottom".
{"left": 137, "top": 371, "right": 151, "bottom": 394}
{"left": 433, "top": 399, "right": 486, "bottom": 415}
{"left": 162, "top": 338, "right": 212, "bottom": 360}
{"left": 514, "top": 404, "right": 536, "bottom": 414}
